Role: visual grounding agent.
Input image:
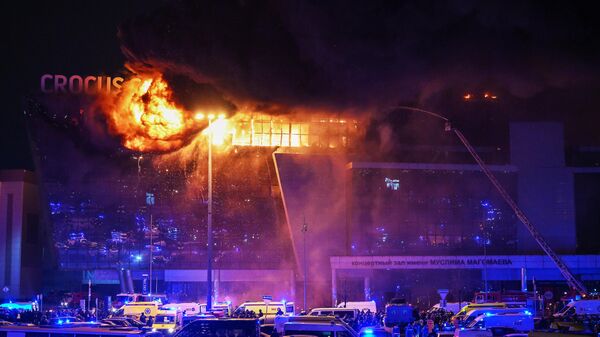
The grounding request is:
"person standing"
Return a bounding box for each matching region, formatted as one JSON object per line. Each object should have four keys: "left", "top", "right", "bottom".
{"left": 414, "top": 321, "right": 421, "bottom": 337}
{"left": 405, "top": 323, "right": 414, "bottom": 337}
{"left": 392, "top": 325, "right": 400, "bottom": 337}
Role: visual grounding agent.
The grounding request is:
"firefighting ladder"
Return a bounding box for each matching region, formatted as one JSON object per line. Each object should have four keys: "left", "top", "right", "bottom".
{"left": 397, "top": 106, "right": 589, "bottom": 296}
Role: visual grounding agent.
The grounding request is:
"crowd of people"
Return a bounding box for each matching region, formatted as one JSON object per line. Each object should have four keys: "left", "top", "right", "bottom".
{"left": 230, "top": 309, "right": 261, "bottom": 318}
{"left": 344, "top": 309, "right": 385, "bottom": 331}
{"left": 0, "top": 307, "right": 102, "bottom": 325}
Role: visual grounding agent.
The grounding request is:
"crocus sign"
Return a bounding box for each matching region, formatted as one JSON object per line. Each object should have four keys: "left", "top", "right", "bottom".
{"left": 40, "top": 74, "right": 127, "bottom": 94}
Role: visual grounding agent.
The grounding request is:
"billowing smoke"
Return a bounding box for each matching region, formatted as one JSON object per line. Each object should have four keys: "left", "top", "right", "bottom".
{"left": 117, "top": 1, "right": 600, "bottom": 115}
{"left": 113, "top": 0, "right": 600, "bottom": 160}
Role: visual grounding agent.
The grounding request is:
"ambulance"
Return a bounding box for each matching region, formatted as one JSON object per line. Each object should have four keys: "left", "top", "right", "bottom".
{"left": 152, "top": 309, "right": 183, "bottom": 335}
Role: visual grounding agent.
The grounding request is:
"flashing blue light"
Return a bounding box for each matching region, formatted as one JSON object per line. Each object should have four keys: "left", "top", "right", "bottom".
{"left": 364, "top": 328, "right": 374, "bottom": 334}
{"left": 524, "top": 310, "right": 532, "bottom": 315}
{"left": 485, "top": 312, "right": 492, "bottom": 317}
{"left": 66, "top": 319, "right": 70, "bottom": 323}
{"left": 1, "top": 302, "right": 33, "bottom": 310}
{"left": 460, "top": 328, "right": 465, "bottom": 331}
{"left": 57, "top": 319, "right": 63, "bottom": 325}
{"left": 226, "top": 300, "right": 232, "bottom": 305}
{"left": 134, "top": 255, "right": 142, "bottom": 262}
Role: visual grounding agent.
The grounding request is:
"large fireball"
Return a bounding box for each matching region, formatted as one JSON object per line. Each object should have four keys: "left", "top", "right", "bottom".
{"left": 106, "top": 75, "right": 196, "bottom": 152}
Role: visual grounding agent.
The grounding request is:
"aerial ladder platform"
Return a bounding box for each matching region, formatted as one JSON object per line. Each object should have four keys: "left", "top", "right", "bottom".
{"left": 397, "top": 106, "right": 589, "bottom": 297}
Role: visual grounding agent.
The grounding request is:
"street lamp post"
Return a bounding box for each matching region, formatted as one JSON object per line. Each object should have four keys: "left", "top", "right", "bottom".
{"left": 145, "top": 192, "right": 155, "bottom": 294}
{"left": 194, "top": 112, "right": 225, "bottom": 310}
{"left": 206, "top": 114, "right": 214, "bottom": 310}
{"left": 301, "top": 216, "right": 308, "bottom": 311}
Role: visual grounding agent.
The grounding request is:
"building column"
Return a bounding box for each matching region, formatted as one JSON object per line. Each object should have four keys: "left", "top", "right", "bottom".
{"left": 331, "top": 268, "right": 337, "bottom": 306}
{"left": 214, "top": 269, "right": 220, "bottom": 303}
{"left": 521, "top": 267, "right": 527, "bottom": 292}
{"left": 290, "top": 270, "right": 296, "bottom": 303}
{"left": 364, "top": 276, "right": 371, "bottom": 301}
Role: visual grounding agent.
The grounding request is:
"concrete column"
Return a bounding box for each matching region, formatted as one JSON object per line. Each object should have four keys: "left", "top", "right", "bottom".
{"left": 290, "top": 270, "right": 296, "bottom": 303}
{"left": 521, "top": 267, "right": 527, "bottom": 292}
{"left": 214, "top": 269, "right": 220, "bottom": 303}
{"left": 331, "top": 268, "right": 337, "bottom": 306}
{"left": 364, "top": 276, "right": 371, "bottom": 301}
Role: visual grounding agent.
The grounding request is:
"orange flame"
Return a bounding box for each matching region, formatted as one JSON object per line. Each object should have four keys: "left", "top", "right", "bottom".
{"left": 105, "top": 75, "right": 196, "bottom": 152}
{"left": 101, "top": 73, "right": 357, "bottom": 153}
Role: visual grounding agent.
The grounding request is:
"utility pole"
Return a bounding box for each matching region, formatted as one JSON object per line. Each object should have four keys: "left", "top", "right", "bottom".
{"left": 301, "top": 216, "right": 308, "bottom": 311}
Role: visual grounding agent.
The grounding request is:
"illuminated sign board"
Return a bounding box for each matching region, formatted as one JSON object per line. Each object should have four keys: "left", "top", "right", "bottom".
{"left": 330, "top": 255, "right": 600, "bottom": 270}
{"left": 40, "top": 74, "right": 126, "bottom": 94}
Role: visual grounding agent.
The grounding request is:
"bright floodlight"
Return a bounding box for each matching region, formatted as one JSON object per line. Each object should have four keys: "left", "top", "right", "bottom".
{"left": 194, "top": 112, "right": 205, "bottom": 120}
{"left": 217, "top": 113, "right": 226, "bottom": 119}
{"left": 208, "top": 113, "right": 215, "bottom": 120}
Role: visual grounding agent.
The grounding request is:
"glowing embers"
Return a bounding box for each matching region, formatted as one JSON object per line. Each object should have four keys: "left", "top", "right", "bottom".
{"left": 463, "top": 92, "right": 498, "bottom": 101}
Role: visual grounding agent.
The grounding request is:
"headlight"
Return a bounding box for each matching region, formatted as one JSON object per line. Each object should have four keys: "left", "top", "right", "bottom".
{"left": 168, "top": 328, "right": 175, "bottom": 333}
{"left": 152, "top": 328, "right": 157, "bottom": 332}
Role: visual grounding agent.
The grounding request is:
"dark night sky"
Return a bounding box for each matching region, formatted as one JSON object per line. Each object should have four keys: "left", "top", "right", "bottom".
{"left": 3, "top": 0, "right": 166, "bottom": 169}
{"left": 4, "top": 0, "right": 600, "bottom": 169}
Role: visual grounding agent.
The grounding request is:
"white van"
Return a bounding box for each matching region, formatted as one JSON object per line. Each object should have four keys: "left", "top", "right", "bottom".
{"left": 337, "top": 301, "right": 377, "bottom": 312}
{"left": 161, "top": 303, "right": 201, "bottom": 316}
{"left": 122, "top": 301, "right": 160, "bottom": 317}
{"left": 152, "top": 309, "right": 184, "bottom": 334}
{"left": 453, "top": 303, "right": 507, "bottom": 321}
{"left": 553, "top": 299, "right": 600, "bottom": 318}
{"left": 458, "top": 313, "right": 533, "bottom": 337}
{"left": 235, "top": 301, "right": 292, "bottom": 317}
{"left": 462, "top": 308, "right": 528, "bottom": 326}
{"left": 309, "top": 307, "right": 359, "bottom": 320}
{"left": 212, "top": 302, "right": 234, "bottom": 316}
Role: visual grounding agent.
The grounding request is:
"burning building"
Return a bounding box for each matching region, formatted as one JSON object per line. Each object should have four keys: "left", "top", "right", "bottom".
{"left": 24, "top": 72, "right": 361, "bottom": 306}
{"left": 24, "top": 67, "right": 600, "bottom": 308}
